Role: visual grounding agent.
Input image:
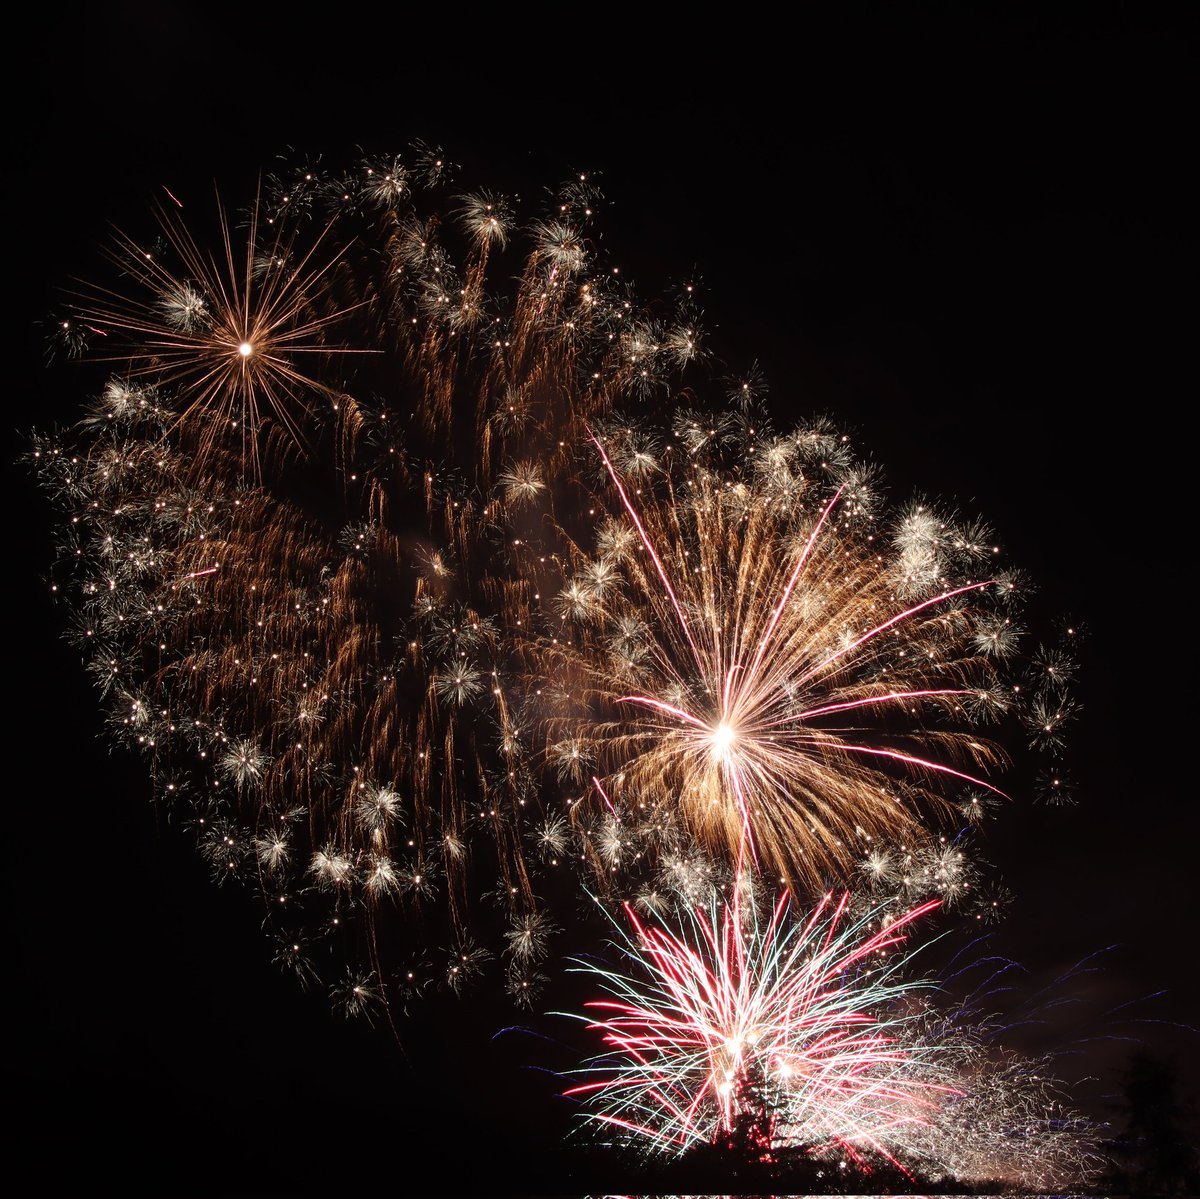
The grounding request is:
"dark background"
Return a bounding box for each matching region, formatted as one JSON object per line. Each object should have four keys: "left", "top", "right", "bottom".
{"left": 9, "top": 4, "right": 1197, "bottom": 1194}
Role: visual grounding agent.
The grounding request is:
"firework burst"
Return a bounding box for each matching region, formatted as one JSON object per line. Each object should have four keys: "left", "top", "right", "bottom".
{"left": 542, "top": 418, "right": 1042, "bottom": 895}
{"left": 69, "top": 188, "right": 369, "bottom": 476}
{"left": 561, "top": 883, "right": 1101, "bottom": 1187}
{"left": 30, "top": 146, "right": 713, "bottom": 1012}
{"left": 29, "top": 145, "right": 1075, "bottom": 1027}
{"left": 563, "top": 887, "right": 951, "bottom": 1164}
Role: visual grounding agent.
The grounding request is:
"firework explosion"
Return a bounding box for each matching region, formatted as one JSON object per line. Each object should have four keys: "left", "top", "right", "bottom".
{"left": 34, "top": 147, "right": 714, "bottom": 1009}
{"left": 543, "top": 416, "right": 1041, "bottom": 898}
{"left": 28, "top": 143, "right": 1094, "bottom": 1187}
{"left": 564, "top": 888, "right": 950, "bottom": 1159}
{"left": 563, "top": 884, "right": 1100, "bottom": 1188}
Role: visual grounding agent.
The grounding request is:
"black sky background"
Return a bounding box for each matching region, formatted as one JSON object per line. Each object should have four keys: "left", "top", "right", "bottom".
{"left": 9, "top": 5, "right": 1198, "bottom": 1194}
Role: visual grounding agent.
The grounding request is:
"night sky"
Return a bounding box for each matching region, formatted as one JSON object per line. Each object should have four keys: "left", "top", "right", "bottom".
{"left": 10, "top": 6, "right": 1197, "bottom": 1194}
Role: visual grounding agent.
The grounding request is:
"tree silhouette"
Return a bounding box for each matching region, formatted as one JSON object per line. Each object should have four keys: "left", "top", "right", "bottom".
{"left": 1105, "top": 1048, "right": 1200, "bottom": 1196}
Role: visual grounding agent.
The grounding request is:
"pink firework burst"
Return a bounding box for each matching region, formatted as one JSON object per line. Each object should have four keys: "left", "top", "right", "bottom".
{"left": 563, "top": 885, "right": 956, "bottom": 1170}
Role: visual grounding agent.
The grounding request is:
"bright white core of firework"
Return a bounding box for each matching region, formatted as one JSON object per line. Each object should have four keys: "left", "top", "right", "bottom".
{"left": 710, "top": 721, "right": 736, "bottom": 762}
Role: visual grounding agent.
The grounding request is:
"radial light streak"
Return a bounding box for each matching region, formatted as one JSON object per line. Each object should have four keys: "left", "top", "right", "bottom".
{"left": 73, "top": 187, "right": 368, "bottom": 475}
{"left": 563, "top": 887, "right": 952, "bottom": 1167}
{"left": 545, "top": 427, "right": 1021, "bottom": 894}
{"left": 562, "top": 882, "right": 1102, "bottom": 1188}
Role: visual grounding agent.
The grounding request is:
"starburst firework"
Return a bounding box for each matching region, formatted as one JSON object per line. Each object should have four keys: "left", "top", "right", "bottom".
{"left": 29, "top": 145, "right": 1075, "bottom": 1028}
{"left": 542, "top": 421, "right": 1038, "bottom": 894}
{"left": 31, "top": 146, "right": 712, "bottom": 1012}
{"left": 563, "top": 888, "right": 950, "bottom": 1164}
{"left": 70, "top": 189, "right": 369, "bottom": 476}
{"left": 562, "top": 883, "right": 1101, "bottom": 1187}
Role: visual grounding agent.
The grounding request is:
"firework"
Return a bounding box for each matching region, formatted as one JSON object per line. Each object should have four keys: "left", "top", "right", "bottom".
{"left": 70, "top": 188, "right": 368, "bottom": 478}
{"left": 563, "top": 887, "right": 951, "bottom": 1163}
{"left": 30, "top": 146, "right": 1073, "bottom": 1023}
{"left": 542, "top": 414, "right": 1061, "bottom": 896}
{"left": 31, "top": 146, "right": 717, "bottom": 1014}
{"left": 562, "top": 883, "right": 1100, "bottom": 1187}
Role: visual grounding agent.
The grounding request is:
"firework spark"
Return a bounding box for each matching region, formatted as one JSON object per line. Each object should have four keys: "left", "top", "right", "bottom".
{"left": 30, "top": 147, "right": 710, "bottom": 1012}
{"left": 563, "top": 887, "right": 950, "bottom": 1164}
{"left": 29, "top": 146, "right": 1075, "bottom": 1026}
{"left": 70, "top": 188, "right": 370, "bottom": 475}
{"left": 561, "top": 883, "right": 1101, "bottom": 1188}
{"left": 543, "top": 420, "right": 1032, "bottom": 894}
